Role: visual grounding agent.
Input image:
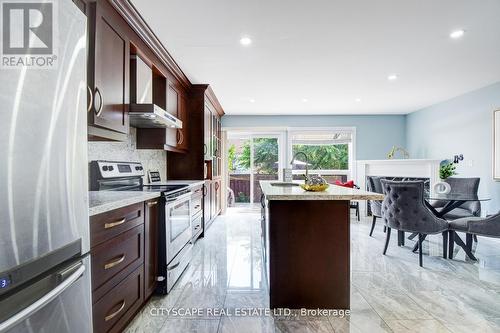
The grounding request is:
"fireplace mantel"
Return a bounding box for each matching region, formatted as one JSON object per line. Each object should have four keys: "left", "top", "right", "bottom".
{"left": 356, "top": 159, "right": 441, "bottom": 215}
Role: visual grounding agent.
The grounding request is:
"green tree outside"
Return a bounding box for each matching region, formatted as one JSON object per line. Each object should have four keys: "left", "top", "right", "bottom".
{"left": 230, "top": 138, "right": 348, "bottom": 173}
{"left": 292, "top": 144, "right": 348, "bottom": 170}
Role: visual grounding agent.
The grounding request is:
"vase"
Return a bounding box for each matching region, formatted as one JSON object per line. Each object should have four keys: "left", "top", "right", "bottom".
{"left": 433, "top": 180, "right": 451, "bottom": 195}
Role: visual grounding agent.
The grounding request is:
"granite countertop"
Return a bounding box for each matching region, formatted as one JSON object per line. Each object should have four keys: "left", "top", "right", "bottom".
{"left": 89, "top": 180, "right": 205, "bottom": 216}
{"left": 260, "top": 180, "right": 385, "bottom": 201}
{"left": 89, "top": 191, "right": 161, "bottom": 216}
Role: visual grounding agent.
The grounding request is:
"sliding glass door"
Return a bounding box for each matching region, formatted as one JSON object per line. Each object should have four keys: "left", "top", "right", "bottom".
{"left": 228, "top": 133, "right": 283, "bottom": 204}
{"left": 252, "top": 137, "right": 280, "bottom": 202}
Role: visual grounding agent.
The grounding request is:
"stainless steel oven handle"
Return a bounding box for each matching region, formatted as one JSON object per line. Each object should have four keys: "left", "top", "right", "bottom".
{"left": 166, "top": 192, "right": 192, "bottom": 204}
{"left": 0, "top": 264, "right": 85, "bottom": 332}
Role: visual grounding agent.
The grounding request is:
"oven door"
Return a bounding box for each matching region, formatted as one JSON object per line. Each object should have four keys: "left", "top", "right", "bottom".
{"left": 165, "top": 193, "right": 192, "bottom": 264}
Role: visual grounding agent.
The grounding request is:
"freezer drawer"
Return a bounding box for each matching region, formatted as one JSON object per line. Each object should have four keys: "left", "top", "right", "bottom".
{"left": 0, "top": 256, "right": 92, "bottom": 333}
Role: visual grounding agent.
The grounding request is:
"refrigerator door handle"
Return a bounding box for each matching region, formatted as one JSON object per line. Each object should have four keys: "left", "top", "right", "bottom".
{"left": 0, "top": 264, "right": 86, "bottom": 332}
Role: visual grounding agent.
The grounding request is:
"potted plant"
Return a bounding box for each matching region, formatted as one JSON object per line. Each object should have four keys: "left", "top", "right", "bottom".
{"left": 434, "top": 161, "right": 457, "bottom": 194}
{"left": 439, "top": 162, "right": 457, "bottom": 180}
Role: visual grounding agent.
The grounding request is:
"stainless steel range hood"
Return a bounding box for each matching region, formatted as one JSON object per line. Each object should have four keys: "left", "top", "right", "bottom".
{"left": 129, "top": 104, "right": 182, "bottom": 129}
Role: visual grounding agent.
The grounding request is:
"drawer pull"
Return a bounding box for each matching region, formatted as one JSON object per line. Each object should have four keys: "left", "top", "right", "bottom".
{"left": 104, "top": 254, "right": 126, "bottom": 270}
{"left": 194, "top": 204, "right": 201, "bottom": 209}
{"left": 147, "top": 201, "right": 158, "bottom": 206}
{"left": 105, "top": 300, "right": 126, "bottom": 322}
{"left": 104, "top": 218, "right": 126, "bottom": 229}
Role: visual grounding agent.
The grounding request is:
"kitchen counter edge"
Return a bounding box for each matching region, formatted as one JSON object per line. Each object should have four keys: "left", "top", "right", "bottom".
{"left": 259, "top": 180, "right": 384, "bottom": 201}
{"left": 89, "top": 180, "right": 205, "bottom": 216}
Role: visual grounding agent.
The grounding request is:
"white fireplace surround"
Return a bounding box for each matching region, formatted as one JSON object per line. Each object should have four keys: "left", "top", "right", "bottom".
{"left": 356, "top": 159, "right": 441, "bottom": 216}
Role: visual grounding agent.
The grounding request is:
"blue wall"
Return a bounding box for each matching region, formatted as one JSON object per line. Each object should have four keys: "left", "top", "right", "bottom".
{"left": 407, "top": 82, "right": 500, "bottom": 214}
{"left": 222, "top": 115, "right": 406, "bottom": 160}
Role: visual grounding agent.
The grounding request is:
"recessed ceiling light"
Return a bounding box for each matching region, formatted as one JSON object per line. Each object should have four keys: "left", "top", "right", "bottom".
{"left": 387, "top": 74, "right": 398, "bottom": 81}
{"left": 355, "top": 98, "right": 361, "bottom": 103}
{"left": 450, "top": 29, "right": 465, "bottom": 39}
{"left": 249, "top": 98, "right": 255, "bottom": 103}
{"left": 301, "top": 98, "right": 308, "bottom": 103}
{"left": 240, "top": 36, "right": 252, "bottom": 46}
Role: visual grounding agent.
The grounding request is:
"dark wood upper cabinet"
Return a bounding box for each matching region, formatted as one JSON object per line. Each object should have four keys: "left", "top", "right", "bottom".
{"left": 87, "top": 0, "right": 130, "bottom": 141}
{"left": 136, "top": 74, "right": 188, "bottom": 153}
{"left": 165, "top": 79, "right": 179, "bottom": 148}
{"left": 177, "top": 94, "right": 189, "bottom": 151}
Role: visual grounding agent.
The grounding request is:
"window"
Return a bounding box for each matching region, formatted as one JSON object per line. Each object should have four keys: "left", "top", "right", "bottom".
{"left": 288, "top": 130, "right": 354, "bottom": 182}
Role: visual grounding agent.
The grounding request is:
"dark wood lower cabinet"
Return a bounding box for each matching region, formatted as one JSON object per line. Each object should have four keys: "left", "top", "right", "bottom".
{"left": 90, "top": 199, "right": 158, "bottom": 332}
{"left": 267, "top": 199, "right": 350, "bottom": 309}
{"left": 91, "top": 225, "right": 143, "bottom": 291}
{"left": 93, "top": 265, "right": 143, "bottom": 333}
{"left": 144, "top": 199, "right": 159, "bottom": 299}
{"left": 203, "top": 182, "right": 212, "bottom": 230}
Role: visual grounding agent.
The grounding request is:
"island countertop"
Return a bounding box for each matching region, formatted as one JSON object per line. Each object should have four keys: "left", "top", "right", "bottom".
{"left": 260, "top": 180, "right": 384, "bottom": 201}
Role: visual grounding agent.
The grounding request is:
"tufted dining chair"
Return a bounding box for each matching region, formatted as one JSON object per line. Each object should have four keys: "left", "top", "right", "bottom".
{"left": 367, "top": 176, "right": 384, "bottom": 236}
{"left": 447, "top": 212, "right": 500, "bottom": 260}
{"left": 381, "top": 180, "right": 449, "bottom": 267}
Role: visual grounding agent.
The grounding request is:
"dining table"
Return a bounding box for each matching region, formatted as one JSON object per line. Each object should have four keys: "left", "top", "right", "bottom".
{"left": 408, "top": 193, "right": 491, "bottom": 260}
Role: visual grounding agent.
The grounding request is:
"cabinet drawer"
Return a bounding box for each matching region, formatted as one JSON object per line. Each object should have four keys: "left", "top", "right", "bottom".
{"left": 91, "top": 203, "right": 144, "bottom": 248}
{"left": 91, "top": 225, "right": 143, "bottom": 291}
{"left": 191, "top": 194, "right": 203, "bottom": 216}
{"left": 192, "top": 213, "right": 202, "bottom": 236}
{"left": 191, "top": 184, "right": 203, "bottom": 197}
{"left": 93, "top": 265, "right": 143, "bottom": 333}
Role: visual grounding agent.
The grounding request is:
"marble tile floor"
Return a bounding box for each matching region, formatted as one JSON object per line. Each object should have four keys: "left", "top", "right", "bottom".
{"left": 125, "top": 205, "right": 500, "bottom": 333}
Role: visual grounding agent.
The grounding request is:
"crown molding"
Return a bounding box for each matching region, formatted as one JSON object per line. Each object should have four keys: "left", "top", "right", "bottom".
{"left": 109, "top": 0, "right": 191, "bottom": 89}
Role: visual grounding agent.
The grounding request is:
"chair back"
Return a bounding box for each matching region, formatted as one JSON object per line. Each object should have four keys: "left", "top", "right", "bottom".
{"left": 445, "top": 177, "right": 481, "bottom": 216}
{"left": 381, "top": 180, "right": 448, "bottom": 234}
{"left": 367, "top": 176, "right": 383, "bottom": 217}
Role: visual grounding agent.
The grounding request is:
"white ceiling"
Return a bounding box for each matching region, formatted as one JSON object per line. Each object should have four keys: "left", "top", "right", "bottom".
{"left": 131, "top": 0, "right": 500, "bottom": 115}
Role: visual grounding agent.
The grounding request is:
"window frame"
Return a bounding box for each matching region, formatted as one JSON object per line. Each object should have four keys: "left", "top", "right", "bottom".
{"left": 286, "top": 127, "right": 356, "bottom": 181}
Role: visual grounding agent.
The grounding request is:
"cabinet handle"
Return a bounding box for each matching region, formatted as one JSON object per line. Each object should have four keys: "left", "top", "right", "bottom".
{"left": 104, "top": 218, "right": 126, "bottom": 229}
{"left": 87, "top": 86, "right": 93, "bottom": 113}
{"left": 215, "top": 182, "right": 219, "bottom": 190}
{"left": 105, "top": 300, "right": 126, "bottom": 322}
{"left": 147, "top": 201, "right": 158, "bottom": 206}
{"left": 104, "top": 254, "right": 126, "bottom": 270}
{"left": 94, "top": 87, "right": 104, "bottom": 117}
{"left": 194, "top": 204, "right": 201, "bottom": 209}
{"left": 167, "top": 262, "right": 180, "bottom": 271}
{"left": 177, "top": 130, "right": 184, "bottom": 145}
{"left": 203, "top": 144, "right": 208, "bottom": 155}
{"left": 203, "top": 185, "right": 207, "bottom": 196}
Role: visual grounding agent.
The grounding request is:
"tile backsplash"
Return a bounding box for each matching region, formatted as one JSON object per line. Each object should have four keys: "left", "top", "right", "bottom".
{"left": 88, "top": 127, "right": 167, "bottom": 181}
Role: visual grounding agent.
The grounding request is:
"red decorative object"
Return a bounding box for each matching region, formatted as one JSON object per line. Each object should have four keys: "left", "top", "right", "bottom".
{"left": 335, "top": 180, "right": 355, "bottom": 188}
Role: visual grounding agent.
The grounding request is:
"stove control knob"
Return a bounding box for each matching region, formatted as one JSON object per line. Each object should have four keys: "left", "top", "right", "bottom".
{"left": 102, "top": 166, "right": 109, "bottom": 171}
{"left": 108, "top": 166, "right": 114, "bottom": 171}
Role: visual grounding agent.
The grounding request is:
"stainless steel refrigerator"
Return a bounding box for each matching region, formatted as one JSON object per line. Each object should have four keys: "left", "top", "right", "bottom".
{"left": 0, "top": 0, "right": 91, "bottom": 332}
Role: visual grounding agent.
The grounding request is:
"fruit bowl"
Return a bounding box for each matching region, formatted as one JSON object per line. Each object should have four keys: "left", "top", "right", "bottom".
{"left": 300, "top": 183, "right": 329, "bottom": 192}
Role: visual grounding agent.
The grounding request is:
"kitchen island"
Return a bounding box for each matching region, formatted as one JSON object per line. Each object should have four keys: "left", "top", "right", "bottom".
{"left": 259, "top": 180, "right": 384, "bottom": 310}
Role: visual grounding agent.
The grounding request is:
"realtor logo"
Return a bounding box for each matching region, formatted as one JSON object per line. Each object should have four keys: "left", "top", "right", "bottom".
{"left": 1, "top": 0, "right": 57, "bottom": 68}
